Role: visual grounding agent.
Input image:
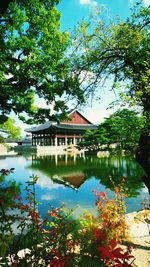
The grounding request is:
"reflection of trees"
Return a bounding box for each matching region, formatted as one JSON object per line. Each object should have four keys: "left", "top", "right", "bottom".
{"left": 83, "top": 157, "right": 144, "bottom": 197}
{"left": 29, "top": 155, "right": 144, "bottom": 197}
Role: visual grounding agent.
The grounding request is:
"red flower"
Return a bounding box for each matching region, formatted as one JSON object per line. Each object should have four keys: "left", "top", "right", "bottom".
{"left": 48, "top": 208, "right": 61, "bottom": 219}
{"left": 98, "top": 239, "right": 134, "bottom": 266}
{"left": 94, "top": 228, "right": 106, "bottom": 241}
{"left": 98, "top": 245, "right": 115, "bottom": 260}
{"left": 100, "top": 191, "right": 107, "bottom": 200}
{"left": 109, "top": 239, "right": 117, "bottom": 248}
{"left": 99, "top": 239, "right": 121, "bottom": 260}
{"left": 50, "top": 256, "right": 66, "bottom": 267}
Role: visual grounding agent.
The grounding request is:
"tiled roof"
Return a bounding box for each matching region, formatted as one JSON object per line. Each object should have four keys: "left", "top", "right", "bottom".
{"left": 0, "top": 129, "right": 9, "bottom": 133}
{"left": 54, "top": 124, "right": 97, "bottom": 130}
{"left": 26, "top": 122, "right": 97, "bottom": 133}
{"left": 26, "top": 121, "right": 54, "bottom": 133}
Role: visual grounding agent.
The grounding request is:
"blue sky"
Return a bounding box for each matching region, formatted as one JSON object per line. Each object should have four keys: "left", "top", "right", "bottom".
{"left": 56, "top": 0, "right": 149, "bottom": 125}
{"left": 15, "top": 0, "right": 150, "bottom": 134}
{"left": 57, "top": 0, "right": 133, "bottom": 124}
{"left": 58, "top": 0, "right": 132, "bottom": 30}
{"left": 58, "top": 0, "right": 150, "bottom": 31}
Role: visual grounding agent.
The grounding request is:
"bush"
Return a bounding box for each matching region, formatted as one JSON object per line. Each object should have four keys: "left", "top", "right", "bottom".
{"left": 0, "top": 170, "right": 135, "bottom": 266}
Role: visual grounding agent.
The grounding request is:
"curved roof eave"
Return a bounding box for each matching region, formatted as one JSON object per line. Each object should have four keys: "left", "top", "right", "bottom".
{"left": 26, "top": 122, "right": 98, "bottom": 133}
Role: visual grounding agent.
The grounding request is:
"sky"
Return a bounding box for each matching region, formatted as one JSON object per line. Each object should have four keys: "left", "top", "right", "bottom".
{"left": 14, "top": 0, "right": 150, "bottom": 135}
{"left": 59, "top": 0, "right": 132, "bottom": 29}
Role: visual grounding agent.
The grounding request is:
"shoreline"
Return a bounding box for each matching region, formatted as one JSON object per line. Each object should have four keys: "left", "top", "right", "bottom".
{"left": 124, "top": 209, "right": 150, "bottom": 267}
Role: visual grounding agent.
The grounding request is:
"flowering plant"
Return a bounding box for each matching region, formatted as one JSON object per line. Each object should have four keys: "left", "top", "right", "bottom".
{"left": 0, "top": 169, "right": 135, "bottom": 266}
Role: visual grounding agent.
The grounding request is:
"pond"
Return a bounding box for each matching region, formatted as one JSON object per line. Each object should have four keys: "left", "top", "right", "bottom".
{"left": 0, "top": 153, "right": 149, "bottom": 218}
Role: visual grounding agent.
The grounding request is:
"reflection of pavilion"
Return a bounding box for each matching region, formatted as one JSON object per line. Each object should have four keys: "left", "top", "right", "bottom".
{"left": 30, "top": 154, "right": 87, "bottom": 190}
{"left": 32, "top": 152, "right": 86, "bottom": 166}
{"left": 61, "top": 174, "right": 86, "bottom": 189}
{"left": 27, "top": 153, "right": 145, "bottom": 198}
{"left": 29, "top": 154, "right": 144, "bottom": 195}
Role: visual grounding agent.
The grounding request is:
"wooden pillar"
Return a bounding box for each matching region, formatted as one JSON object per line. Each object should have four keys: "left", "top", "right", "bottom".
{"left": 40, "top": 135, "right": 43, "bottom": 146}
{"left": 32, "top": 134, "right": 33, "bottom": 146}
{"left": 44, "top": 135, "right": 46, "bottom": 146}
{"left": 37, "top": 135, "right": 38, "bottom": 146}
{"left": 41, "top": 136, "right": 43, "bottom": 146}
{"left": 51, "top": 137, "right": 53, "bottom": 146}
{"left": 55, "top": 135, "right": 57, "bottom": 146}
{"left": 38, "top": 135, "right": 40, "bottom": 146}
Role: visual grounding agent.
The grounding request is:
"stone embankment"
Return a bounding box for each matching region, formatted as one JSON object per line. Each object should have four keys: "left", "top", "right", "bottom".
{"left": 123, "top": 210, "right": 150, "bottom": 267}
{"left": 0, "top": 144, "right": 7, "bottom": 154}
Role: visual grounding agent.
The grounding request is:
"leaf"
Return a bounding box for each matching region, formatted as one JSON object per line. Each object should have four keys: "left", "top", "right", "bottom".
{"left": 0, "top": 243, "right": 7, "bottom": 257}
{"left": 109, "top": 239, "right": 117, "bottom": 249}
{"left": 80, "top": 255, "right": 93, "bottom": 267}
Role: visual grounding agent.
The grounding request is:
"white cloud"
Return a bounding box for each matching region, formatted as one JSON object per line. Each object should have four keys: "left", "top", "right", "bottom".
{"left": 34, "top": 95, "right": 55, "bottom": 111}
{"left": 78, "top": 70, "right": 96, "bottom": 84}
{"left": 36, "top": 172, "right": 64, "bottom": 189}
{"left": 41, "top": 194, "right": 55, "bottom": 200}
{"left": 82, "top": 106, "right": 116, "bottom": 124}
{"left": 80, "top": 0, "right": 91, "bottom": 4}
{"left": 79, "top": 0, "right": 98, "bottom": 8}
{"left": 143, "top": 0, "right": 150, "bottom": 6}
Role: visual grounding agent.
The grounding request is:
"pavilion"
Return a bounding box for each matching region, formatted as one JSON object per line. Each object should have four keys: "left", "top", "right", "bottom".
{"left": 27, "top": 110, "right": 98, "bottom": 147}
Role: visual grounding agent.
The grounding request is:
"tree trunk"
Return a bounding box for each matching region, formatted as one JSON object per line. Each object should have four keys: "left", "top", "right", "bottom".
{"left": 136, "top": 132, "right": 150, "bottom": 194}
{"left": 0, "top": 0, "right": 13, "bottom": 13}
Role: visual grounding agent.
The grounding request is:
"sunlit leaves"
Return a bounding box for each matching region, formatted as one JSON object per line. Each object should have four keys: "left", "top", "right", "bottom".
{"left": 0, "top": 0, "right": 83, "bottom": 124}
{"left": 71, "top": 2, "right": 150, "bottom": 118}
{"left": 0, "top": 118, "right": 21, "bottom": 138}
{"left": 80, "top": 109, "right": 145, "bottom": 152}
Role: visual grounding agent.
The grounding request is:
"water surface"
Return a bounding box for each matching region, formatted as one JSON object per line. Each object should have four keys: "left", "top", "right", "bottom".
{"left": 0, "top": 153, "right": 149, "bottom": 217}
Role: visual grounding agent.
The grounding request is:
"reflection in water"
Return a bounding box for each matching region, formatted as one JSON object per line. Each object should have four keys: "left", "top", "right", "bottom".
{"left": 0, "top": 153, "right": 149, "bottom": 217}
{"left": 30, "top": 154, "right": 144, "bottom": 197}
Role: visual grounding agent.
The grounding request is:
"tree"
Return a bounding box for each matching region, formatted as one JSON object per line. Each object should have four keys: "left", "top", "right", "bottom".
{"left": 0, "top": 118, "right": 21, "bottom": 138}
{"left": 80, "top": 109, "right": 144, "bottom": 152}
{"left": 0, "top": 0, "right": 14, "bottom": 13}
{"left": 79, "top": 128, "right": 109, "bottom": 151}
{"left": 0, "top": 0, "right": 83, "bottom": 124}
{"left": 71, "top": 2, "right": 150, "bottom": 192}
{"left": 102, "top": 109, "right": 145, "bottom": 151}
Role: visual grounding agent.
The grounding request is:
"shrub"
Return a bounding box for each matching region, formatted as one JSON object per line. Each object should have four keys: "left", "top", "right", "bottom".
{"left": 0, "top": 169, "right": 135, "bottom": 266}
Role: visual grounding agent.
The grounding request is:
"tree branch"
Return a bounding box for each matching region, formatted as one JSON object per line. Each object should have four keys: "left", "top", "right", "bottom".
{"left": 140, "top": 20, "right": 150, "bottom": 30}
{"left": 6, "top": 57, "right": 23, "bottom": 63}
{"left": 0, "top": 0, "right": 14, "bottom": 13}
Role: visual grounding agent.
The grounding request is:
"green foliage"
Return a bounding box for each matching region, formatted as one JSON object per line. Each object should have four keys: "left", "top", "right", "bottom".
{"left": 0, "top": 0, "right": 84, "bottom": 124}
{"left": 0, "top": 118, "right": 21, "bottom": 138}
{"left": 101, "top": 109, "right": 145, "bottom": 151}
{"left": 80, "top": 127, "right": 110, "bottom": 151}
{"left": 0, "top": 168, "right": 21, "bottom": 260}
{"left": 71, "top": 2, "right": 150, "bottom": 129}
{"left": 0, "top": 136, "right": 5, "bottom": 144}
{"left": 80, "top": 109, "right": 145, "bottom": 152}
